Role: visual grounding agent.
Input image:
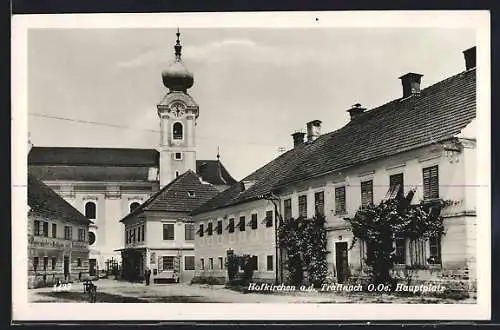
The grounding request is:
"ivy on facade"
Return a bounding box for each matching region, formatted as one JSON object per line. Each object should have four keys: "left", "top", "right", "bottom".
{"left": 278, "top": 215, "right": 329, "bottom": 288}
{"left": 344, "top": 189, "right": 446, "bottom": 286}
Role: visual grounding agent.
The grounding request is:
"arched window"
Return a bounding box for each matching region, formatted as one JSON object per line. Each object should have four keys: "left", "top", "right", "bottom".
{"left": 85, "top": 201, "right": 96, "bottom": 219}
{"left": 173, "top": 122, "right": 183, "bottom": 140}
{"left": 130, "top": 202, "right": 140, "bottom": 213}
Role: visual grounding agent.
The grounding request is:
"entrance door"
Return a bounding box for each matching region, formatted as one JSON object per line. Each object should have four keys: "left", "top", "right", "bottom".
{"left": 335, "top": 242, "right": 349, "bottom": 284}
{"left": 89, "top": 259, "right": 97, "bottom": 277}
{"left": 63, "top": 256, "right": 70, "bottom": 281}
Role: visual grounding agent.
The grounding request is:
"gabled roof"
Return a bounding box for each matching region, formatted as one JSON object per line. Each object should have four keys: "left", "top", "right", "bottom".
{"left": 192, "top": 68, "right": 476, "bottom": 215}
{"left": 120, "top": 170, "right": 219, "bottom": 222}
{"left": 28, "top": 172, "right": 91, "bottom": 225}
{"left": 196, "top": 160, "right": 237, "bottom": 186}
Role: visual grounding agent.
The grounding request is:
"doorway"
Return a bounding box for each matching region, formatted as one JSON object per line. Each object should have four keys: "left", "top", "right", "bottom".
{"left": 335, "top": 242, "right": 349, "bottom": 284}
{"left": 63, "top": 256, "right": 70, "bottom": 281}
{"left": 89, "top": 259, "right": 97, "bottom": 277}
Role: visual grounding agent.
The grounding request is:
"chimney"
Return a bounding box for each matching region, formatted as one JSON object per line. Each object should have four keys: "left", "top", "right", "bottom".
{"left": 399, "top": 72, "right": 423, "bottom": 98}
{"left": 347, "top": 103, "right": 366, "bottom": 121}
{"left": 463, "top": 46, "right": 476, "bottom": 70}
{"left": 306, "top": 120, "right": 322, "bottom": 142}
{"left": 291, "top": 131, "right": 305, "bottom": 148}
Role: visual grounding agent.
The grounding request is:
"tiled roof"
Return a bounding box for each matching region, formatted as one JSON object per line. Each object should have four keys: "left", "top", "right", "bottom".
{"left": 120, "top": 170, "right": 220, "bottom": 222}
{"left": 196, "top": 160, "right": 237, "bottom": 185}
{"left": 28, "top": 147, "right": 159, "bottom": 167}
{"left": 192, "top": 68, "right": 476, "bottom": 215}
{"left": 28, "top": 172, "right": 91, "bottom": 225}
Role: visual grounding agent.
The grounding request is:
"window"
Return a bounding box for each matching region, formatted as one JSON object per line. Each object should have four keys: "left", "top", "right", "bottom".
{"left": 251, "top": 214, "right": 258, "bottom": 229}
{"left": 89, "top": 232, "right": 96, "bottom": 245}
{"left": 137, "top": 227, "right": 141, "bottom": 242}
{"left": 314, "top": 191, "right": 325, "bottom": 216}
{"left": 199, "top": 224, "right": 204, "bottom": 237}
{"left": 85, "top": 201, "right": 96, "bottom": 219}
{"left": 173, "top": 122, "right": 183, "bottom": 140}
{"left": 218, "top": 257, "right": 224, "bottom": 269}
{"left": 335, "top": 186, "right": 346, "bottom": 214}
{"left": 130, "top": 202, "right": 140, "bottom": 213}
{"left": 250, "top": 256, "right": 258, "bottom": 271}
{"left": 429, "top": 236, "right": 442, "bottom": 264}
{"left": 188, "top": 190, "right": 195, "bottom": 197}
{"left": 207, "top": 222, "right": 213, "bottom": 236}
{"left": 185, "top": 223, "right": 195, "bottom": 240}
{"left": 175, "top": 171, "right": 180, "bottom": 178}
{"left": 51, "top": 223, "right": 57, "bottom": 238}
{"left": 77, "top": 258, "right": 82, "bottom": 267}
{"left": 34, "top": 220, "right": 40, "bottom": 236}
{"left": 163, "top": 224, "right": 175, "bottom": 240}
{"left": 267, "top": 255, "right": 274, "bottom": 271}
{"left": 141, "top": 225, "right": 145, "bottom": 241}
{"left": 284, "top": 199, "right": 292, "bottom": 220}
{"left": 33, "top": 257, "right": 39, "bottom": 272}
{"left": 162, "top": 256, "right": 175, "bottom": 270}
{"left": 423, "top": 165, "right": 439, "bottom": 199}
{"left": 216, "top": 220, "right": 223, "bottom": 235}
{"left": 394, "top": 237, "right": 406, "bottom": 264}
{"left": 387, "top": 173, "right": 404, "bottom": 200}
{"left": 43, "top": 257, "right": 48, "bottom": 270}
{"left": 184, "top": 256, "right": 195, "bottom": 270}
{"left": 133, "top": 228, "right": 136, "bottom": 242}
{"left": 42, "top": 222, "right": 49, "bottom": 237}
{"left": 200, "top": 258, "right": 205, "bottom": 270}
{"left": 239, "top": 216, "right": 246, "bottom": 231}
{"left": 51, "top": 257, "right": 56, "bottom": 270}
{"left": 265, "top": 210, "right": 273, "bottom": 227}
{"left": 64, "top": 226, "right": 72, "bottom": 240}
{"left": 298, "top": 195, "right": 307, "bottom": 218}
{"left": 209, "top": 258, "right": 214, "bottom": 270}
{"left": 175, "top": 152, "right": 182, "bottom": 160}
{"left": 228, "top": 218, "right": 235, "bottom": 233}
{"left": 78, "top": 228, "right": 85, "bottom": 242}
{"left": 126, "top": 230, "right": 129, "bottom": 244}
{"left": 361, "top": 180, "right": 373, "bottom": 208}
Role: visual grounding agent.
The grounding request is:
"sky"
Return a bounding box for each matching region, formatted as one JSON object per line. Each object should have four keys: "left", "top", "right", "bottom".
{"left": 28, "top": 27, "right": 475, "bottom": 180}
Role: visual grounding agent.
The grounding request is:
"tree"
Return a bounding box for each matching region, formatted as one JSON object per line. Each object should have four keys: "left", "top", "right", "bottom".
{"left": 278, "top": 215, "right": 329, "bottom": 287}
{"left": 345, "top": 189, "right": 446, "bottom": 286}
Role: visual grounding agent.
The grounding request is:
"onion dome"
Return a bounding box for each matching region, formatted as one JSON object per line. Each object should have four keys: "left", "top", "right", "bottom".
{"left": 161, "top": 29, "right": 194, "bottom": 92}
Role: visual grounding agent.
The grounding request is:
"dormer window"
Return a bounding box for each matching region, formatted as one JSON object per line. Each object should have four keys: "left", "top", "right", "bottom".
{"left": 173, "top": 122, "right": 183, "bottom": 140}
{"left": 188, "top": 190, "right": 195, "bottom": 197}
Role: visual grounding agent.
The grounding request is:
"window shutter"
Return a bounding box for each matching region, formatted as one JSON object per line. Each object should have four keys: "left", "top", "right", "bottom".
{"left": 158, "top": 256, "right": 163, "bottom": 271}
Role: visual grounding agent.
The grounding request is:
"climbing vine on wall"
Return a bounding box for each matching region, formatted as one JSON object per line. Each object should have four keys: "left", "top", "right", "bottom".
{"left": 278, "top": 215, "right": 329, "bottom": 288}
{"left": 344, "top": 189, "right": 446, "bottom": 286}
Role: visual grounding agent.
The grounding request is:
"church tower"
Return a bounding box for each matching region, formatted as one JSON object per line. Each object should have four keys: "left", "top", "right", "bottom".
{"left": 157, "top": 29, "right": 199, "bottom": 187}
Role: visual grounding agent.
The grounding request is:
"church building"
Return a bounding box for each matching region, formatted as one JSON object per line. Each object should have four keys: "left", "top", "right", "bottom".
{"left": 27, "top": 29, "right": 236, "bottom": 276}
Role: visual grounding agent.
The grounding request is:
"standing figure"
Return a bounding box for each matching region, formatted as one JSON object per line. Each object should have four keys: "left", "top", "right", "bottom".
{"left": 144, "top": 269, "right": 148, "bottom": 285}
{"left": 147, "top": 269, "right": 152, "bottom": 286}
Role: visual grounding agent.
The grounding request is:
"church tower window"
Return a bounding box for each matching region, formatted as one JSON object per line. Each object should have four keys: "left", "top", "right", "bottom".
{"left": 173, "top": 122, "right": 183, "bottom": 140}
{"left": 85, "top": 201, "right": 96, "bottom": 220}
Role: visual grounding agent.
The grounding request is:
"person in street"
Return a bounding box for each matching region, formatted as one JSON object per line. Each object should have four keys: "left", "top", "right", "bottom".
{"left": 144, "top": 269, "right": 149, "bottom": 285}
{"left": 147, "top": 269, "right": 152, "bottom": 285}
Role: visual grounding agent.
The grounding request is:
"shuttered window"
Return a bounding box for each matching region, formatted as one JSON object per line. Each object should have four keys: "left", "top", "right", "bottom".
{"left": 199, "top": 224, "right": 204, "bottom": 237}
{"left": 361, "top": 180, "right": 373, "bottom": 208}
{"left": 314, "top": 191, "right": 325, "bottom": 216}
{"left": 216, "top": 220, "right": 223, "bottom": 234}
{"left": 250, "top": 214, "right": 258, "bottom": 229}
{"left": 283, "top": 199, "right": 292, "bottom": 220}
{"left": 335, "top": 186, "right": 346, "bottom": 214}
{"left": 265, "top": 210, "right": 273, "bottom": 227}
{"left": 239, "top": 216, "right": 246, "bottom": 231}
{"left": 386, "top": 173, "right": 404, "bottom": 200}
{"left": 298, "top": 195, "right": 307, "bottom": 218}
{"left": 423, "top": 165, "right": 439, "bottom": 199}
{"left": 228, "top": 218, "right": 235, "bottom": 233}
{"left": 207, "top": 222, "right": 213, "bottom": 236}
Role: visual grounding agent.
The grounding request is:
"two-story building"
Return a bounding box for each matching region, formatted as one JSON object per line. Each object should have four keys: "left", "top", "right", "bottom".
{"left": 28, "top": 172, "right": 92, "bottom": 288}
{"left": 192, "top": 46, "right": 478, "bottom": 285}
{"left": 118, "top": 170, "right": 220, "bottom": 283}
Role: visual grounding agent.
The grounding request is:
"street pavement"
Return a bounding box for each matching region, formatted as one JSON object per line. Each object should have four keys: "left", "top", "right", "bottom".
{"left": 28, "top": 279, "right": 474, "bottom": 304}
